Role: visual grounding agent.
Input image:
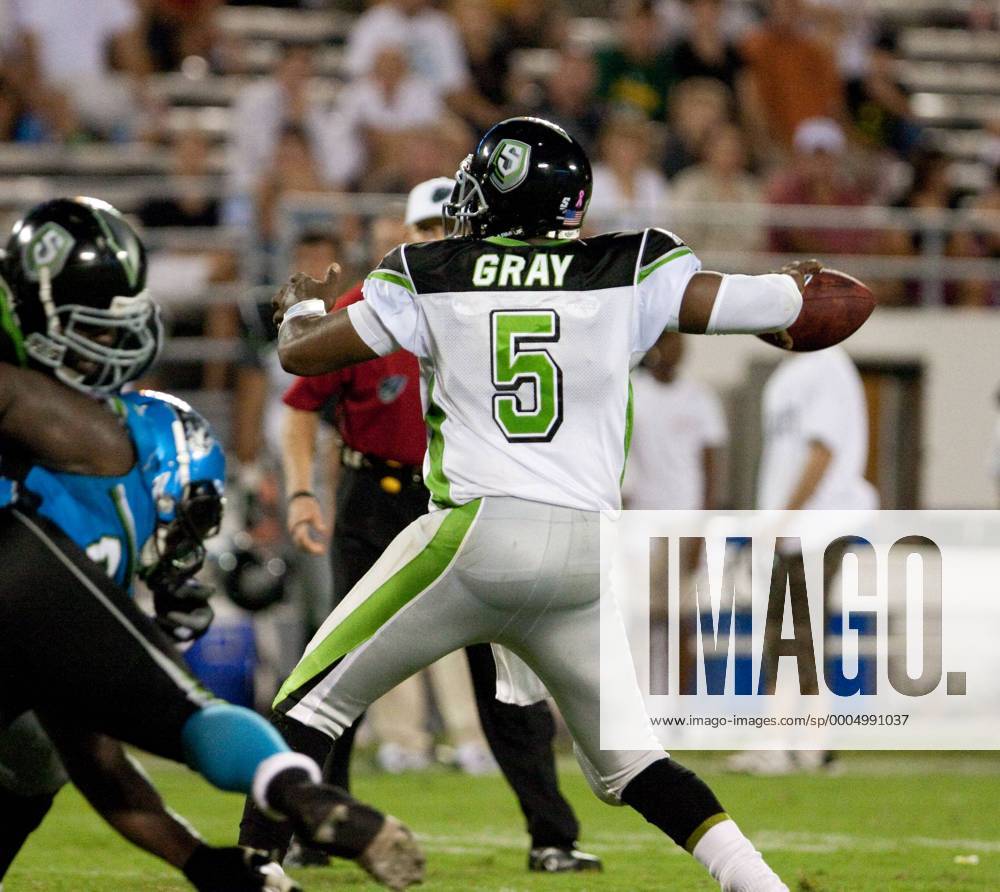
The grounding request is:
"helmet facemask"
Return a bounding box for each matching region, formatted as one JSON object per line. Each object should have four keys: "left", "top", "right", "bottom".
{"left": 443, "top": 156, "right": 490, "bottom": 238}
{"left": 26, "top": 267, "right": 158, "bottom": 393}
{"left": 141, "top": 479, "right": 224, "bottom": 592}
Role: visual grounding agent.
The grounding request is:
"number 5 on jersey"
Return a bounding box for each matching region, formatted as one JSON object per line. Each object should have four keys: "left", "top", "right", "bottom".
{"left": 490, "top": 309, "right": 563, "bottom": 443}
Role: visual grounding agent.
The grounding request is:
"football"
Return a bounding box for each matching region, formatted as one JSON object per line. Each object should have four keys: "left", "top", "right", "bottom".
{"left": 757, "top": 268, "right": 875, "bottom": 352}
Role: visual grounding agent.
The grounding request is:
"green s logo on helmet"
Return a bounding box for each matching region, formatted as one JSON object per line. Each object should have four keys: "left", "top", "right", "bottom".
{"left": 489, "top": 139, "right": 531, "bottom": 193}
{"left": 22, "top": 222, "right": 76, "bottom": 283}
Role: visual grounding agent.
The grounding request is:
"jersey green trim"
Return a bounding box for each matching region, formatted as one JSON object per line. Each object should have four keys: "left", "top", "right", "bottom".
{"left": 274, "top": 499, "right": 483, "bottom": 706}
{"left": 619, "top": 377, "right": 634, "bottom": 487}
{"left": 637, "top": 247, "right": 692, "bottom": 284}
{"left": 485, "top": 236, "right": 530, "bottom": 247}
{"left": 425, "top": 376, "right": 453, "bottom": 507}
{"left": 0, "top": 279, "right": 26, "bottom": 366}
{"left": 110, "top": 483, "right": 137, "bottom": 586}
{"left": 367, "top": 269, "right": 415, "bottom": 295}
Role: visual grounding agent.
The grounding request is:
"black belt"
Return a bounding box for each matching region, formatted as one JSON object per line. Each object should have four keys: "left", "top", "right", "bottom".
{"left": 341, "top": 446, "right": 424, "bottom": 493}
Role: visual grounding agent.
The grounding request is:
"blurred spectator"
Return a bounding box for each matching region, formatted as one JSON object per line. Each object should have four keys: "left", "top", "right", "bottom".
{"left": 362, "top": 120, "right": 471, "bottom": 193}
{"left": 0, "top": 74, "right": 25, "bottom": 141}
{"left": 672, "top": 122, "right": 764, "bottom": 253}
{"left": 767, "top": 117, "right": 869, "bottom": 255}
{"left": 346, "top": 0, "right": 499, "bottom": 128}
{"left": 233, "top": 230, "right": 342, "bottom": 473}
{"left": 671, "top": 0, "right": 746, "bottom": 92}
{"left": 956, "top": 165, "right": 999, "bottom": 307}
{"left": 502, "top": 0, "right": 568, "bottom": 49}
{"left": 883, "top": 148, "right": 971, "bottom": 305}
{"left": 11, "top": 0, "right": 153, "bottom": 139}
{"left": 141, "top": 0, "right": 222, "bottom": 73}
{"left": 846, "top": 29, "right": 922, "bottom": 158}
{"left": 590, "top": 113, "right": 671, "bottom": 231}
{"left": 139, "top": 130, "right": 220, "bottom": 228}
{"left": 325, "top": 44, "right": 446, "bottom": 188}
{"left": 228, "top": 45, "right": 335, "bottom": 200}
{"left": 596, "top": 0, "right": 676, "bottom": 121}
{"left": 662, "top": 77, "right": 732, "bottom": 178}
{"left": 808, "top": 0, "right": 878, "bottom": 83}
{"left": 741, "top": 0, "right": 844, "bottom": 155}
{"left": 533, "top": 47, "right": 604, "bottom": 155}
{"left": 256, "top": 124, "right": 328, "bottom": 242}
{"left": 621, "top": 331, "right": 727, "bottom": 512}
{"left": 452, "top": 0, "right": 512, "bottom": 107}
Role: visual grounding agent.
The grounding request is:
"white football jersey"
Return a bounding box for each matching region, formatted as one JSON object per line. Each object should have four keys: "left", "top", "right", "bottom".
{"left": 347, "top": 229, "right": 701, "bottom": 511}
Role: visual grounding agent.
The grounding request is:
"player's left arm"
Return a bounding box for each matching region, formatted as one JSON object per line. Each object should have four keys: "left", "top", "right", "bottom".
{"left": 272, "top": 264, "right": 379, "bottom": 376}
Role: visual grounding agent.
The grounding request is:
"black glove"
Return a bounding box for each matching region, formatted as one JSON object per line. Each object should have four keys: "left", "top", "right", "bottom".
{"left": 182, "top": 844, "right": 301, "bottom": 892}
{"left": 153, "top": 578, "right": 215, "bottom": 644}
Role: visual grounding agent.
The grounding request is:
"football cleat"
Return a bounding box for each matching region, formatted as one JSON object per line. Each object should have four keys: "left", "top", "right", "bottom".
{"left": 284, "top": 783, "right": 425, "bottom": 889}
{"left": 528, "top": 846, "right": 603, "bottom": 873}
{"left": 356, "top": 816, "right": 426, "bottom": 890}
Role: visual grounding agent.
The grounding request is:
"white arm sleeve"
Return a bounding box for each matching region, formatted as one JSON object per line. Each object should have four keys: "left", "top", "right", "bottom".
{"left": 705, "top": 273, "right": 803, "bottom": 334}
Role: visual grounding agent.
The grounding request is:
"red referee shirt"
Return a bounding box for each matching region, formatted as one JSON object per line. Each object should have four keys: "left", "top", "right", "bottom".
{"left": 282, "top": 283, "right": 426, "bottom": 467}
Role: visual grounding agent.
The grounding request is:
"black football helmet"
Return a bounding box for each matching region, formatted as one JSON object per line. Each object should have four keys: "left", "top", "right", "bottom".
{"left": 0, "top": 196, "right": 159, "bottom": 393}
{"left": 444, "top": 117, "right": 593, "bottom": 239}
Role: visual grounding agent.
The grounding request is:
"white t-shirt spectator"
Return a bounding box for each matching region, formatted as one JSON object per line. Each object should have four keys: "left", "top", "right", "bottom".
{"left": 346, "top": 2, "right": 468, "bottom": 95}
{"left": 589, "top": 164, "right": 672, "bottom": 233}
{"left": 323, "top": 74, "right": 444, "bottom": 186}
{"left": 13, "top": 0, "right": 135, "bottom": 81}
{"left": 622, "top": 370, "right": 728, "bottom": 510}
{"left": 757, "top": 346, "right": 879, "bottom": 510}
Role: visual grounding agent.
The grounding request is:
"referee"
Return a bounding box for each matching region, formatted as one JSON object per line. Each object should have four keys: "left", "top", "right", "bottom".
{"left": 272, "top": 179, "right": 600, "bottom": 873}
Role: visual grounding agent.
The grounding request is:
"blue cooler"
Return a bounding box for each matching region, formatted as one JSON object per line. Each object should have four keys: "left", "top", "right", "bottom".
{"left": 184, "top": 615, "right": 256, "bottom": 707}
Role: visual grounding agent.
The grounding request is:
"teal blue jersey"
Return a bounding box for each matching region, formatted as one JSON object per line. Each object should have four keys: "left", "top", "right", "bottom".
{"left": 1, "top": 396, "right": 157, "bottom": 590}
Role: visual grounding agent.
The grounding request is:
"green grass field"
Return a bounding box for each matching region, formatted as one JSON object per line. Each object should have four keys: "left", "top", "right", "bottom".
{"left": 8, "top": 752, "right": 1000, "bottom": 891}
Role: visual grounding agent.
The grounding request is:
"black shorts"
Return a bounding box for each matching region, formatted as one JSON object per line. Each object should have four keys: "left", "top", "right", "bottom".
{"left": 0, "top": 507, "right": 213, "bottom": 759}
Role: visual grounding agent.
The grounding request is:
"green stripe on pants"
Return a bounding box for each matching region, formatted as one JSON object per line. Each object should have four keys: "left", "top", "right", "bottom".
{"left": 273, "top": 499, "right": 482, "bottom": 708}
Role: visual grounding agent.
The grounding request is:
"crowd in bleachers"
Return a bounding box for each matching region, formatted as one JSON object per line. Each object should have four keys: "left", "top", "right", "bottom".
{"left": 0, "top": 0, "right": 997, "bottom": 386}
{"left": 0, "top": 1, "right": 996, "bottom": 305}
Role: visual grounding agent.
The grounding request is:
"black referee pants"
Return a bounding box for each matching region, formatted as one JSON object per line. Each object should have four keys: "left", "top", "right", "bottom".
{"left": 326, "top": 467, "right": 580, "bottom": 849}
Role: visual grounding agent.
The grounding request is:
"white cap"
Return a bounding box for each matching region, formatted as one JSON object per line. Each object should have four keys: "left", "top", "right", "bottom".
{"left": 793, "top": 117, "right": 846, "bottom": 155}
{"left": 405, "top": 177, "right": 455, "bottom": 227}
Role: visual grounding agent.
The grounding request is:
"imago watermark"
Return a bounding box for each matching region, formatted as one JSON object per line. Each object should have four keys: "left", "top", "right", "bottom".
{"left": 599, "top": 511, "right": 1000, "bottom": 750}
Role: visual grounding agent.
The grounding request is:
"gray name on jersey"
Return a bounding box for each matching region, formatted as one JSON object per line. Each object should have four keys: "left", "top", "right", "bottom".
{"left": 472, "top": 253, "right": 574, "bottom": 289}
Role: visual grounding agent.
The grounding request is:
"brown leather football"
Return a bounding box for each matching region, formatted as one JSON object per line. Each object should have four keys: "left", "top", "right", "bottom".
{"left": 757, "top": 268, "right": 875, "bottom": 352}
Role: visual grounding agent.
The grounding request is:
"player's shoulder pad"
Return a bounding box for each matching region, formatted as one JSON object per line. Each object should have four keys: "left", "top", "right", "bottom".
{"left": 367, "top": 245, "right": 416, "bottom": 296}
{"left": 637, "top": 228, "right": 693, "bottom": 284}
{"left": 392, "top": 238, "right": 484, "bottom": 295}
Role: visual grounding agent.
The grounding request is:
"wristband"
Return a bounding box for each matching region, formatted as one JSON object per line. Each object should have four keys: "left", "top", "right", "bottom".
{"left": 288, "top": 490, "right": 317, "bottom": 503}
{"left": 281, "top": 298, "right": 326, "bottom": 324}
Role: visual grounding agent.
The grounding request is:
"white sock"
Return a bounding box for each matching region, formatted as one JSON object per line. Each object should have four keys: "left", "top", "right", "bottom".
{"left": 252, "top": 751, "right": 321, "bottom": 817}
{"left": 691, "top": 819, "right": 788, "bottom": 892}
